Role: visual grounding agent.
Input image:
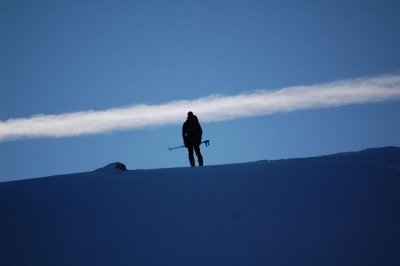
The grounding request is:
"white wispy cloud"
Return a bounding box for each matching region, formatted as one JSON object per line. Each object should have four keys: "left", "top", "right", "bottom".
{"left": 1, "top": 74, "right": 400, "bottom": 142}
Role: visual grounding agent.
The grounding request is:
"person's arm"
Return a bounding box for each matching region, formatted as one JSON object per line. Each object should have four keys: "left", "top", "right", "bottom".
{"left": 182, "top": 123, "right": 188, "bottom": 147}
{"left": 198, "top": 122, "right": 203, "bottom": 140}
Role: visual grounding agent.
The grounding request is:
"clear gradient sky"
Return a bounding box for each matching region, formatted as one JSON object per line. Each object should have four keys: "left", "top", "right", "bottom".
{"left": 1, "top": 0, "right": 400, "bottom": 181}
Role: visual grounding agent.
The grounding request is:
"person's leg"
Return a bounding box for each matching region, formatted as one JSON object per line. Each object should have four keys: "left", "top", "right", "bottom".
{"left": 194, "top": 145, "right": 203, "bottom": 166}
{"left": 188, "top": 146, "right": 195, "bottom": 167}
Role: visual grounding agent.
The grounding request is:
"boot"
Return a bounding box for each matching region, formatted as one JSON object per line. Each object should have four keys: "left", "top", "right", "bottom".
{"left": 190, "top": 160, "right": 195, "bottom": 167}
{"left": 198, "top": 157, "right": 203, "bottom": 167}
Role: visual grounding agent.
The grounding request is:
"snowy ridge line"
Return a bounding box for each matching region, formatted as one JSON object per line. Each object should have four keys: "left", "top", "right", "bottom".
{"left": 1, "top": 73, "right": 400, "bottom": 142}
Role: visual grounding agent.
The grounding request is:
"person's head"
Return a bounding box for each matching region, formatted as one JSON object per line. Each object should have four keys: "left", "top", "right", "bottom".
{"left": 187, "top": 111, "right": 194, "bottom": 118}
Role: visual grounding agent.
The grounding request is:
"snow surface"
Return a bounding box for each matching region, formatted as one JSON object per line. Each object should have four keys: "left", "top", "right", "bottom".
{"left": 1, "top": 147, "right": 400, "bottom": 266}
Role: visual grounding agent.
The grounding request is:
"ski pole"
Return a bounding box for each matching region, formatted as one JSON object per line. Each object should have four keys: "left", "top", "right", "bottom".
{"left": 168, "top": 145, "right": 185, "bottom": 151}
{"left": 202, "top": 139, "right": 210, "bottom": 147}
{"left": 168, "top": 139, "right": 210, "bottom": 151}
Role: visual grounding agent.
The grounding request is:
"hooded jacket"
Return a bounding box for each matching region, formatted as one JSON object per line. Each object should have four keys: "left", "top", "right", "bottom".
{"left": 182, "top": 114, "right": 202, "bottom": 146}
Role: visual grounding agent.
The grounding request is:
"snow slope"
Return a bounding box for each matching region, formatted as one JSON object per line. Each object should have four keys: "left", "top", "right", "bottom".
{"left": 1, "top": 147, "right": 400, "bottom": 266}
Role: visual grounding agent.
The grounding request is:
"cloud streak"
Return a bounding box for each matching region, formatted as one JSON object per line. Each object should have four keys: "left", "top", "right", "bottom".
{"left": 1, "top": 74, "right": 400, "bottom": 142}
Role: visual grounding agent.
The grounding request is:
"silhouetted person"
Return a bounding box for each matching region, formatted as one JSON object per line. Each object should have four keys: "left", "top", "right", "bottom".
{"left": 182, "top": 111, "right": 203, "bottom": 167}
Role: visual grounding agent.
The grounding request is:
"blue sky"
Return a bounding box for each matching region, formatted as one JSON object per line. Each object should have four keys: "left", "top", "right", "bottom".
{"left": 1, "top": 0, "right": 400, "bottom": 181}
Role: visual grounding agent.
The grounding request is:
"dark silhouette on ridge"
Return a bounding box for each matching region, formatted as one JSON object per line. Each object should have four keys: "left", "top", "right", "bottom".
{"left": 115, "top": 163, "right": 127, "bottom": 171}
{"left": 182, "top": 111, "right": 203, "bottom": 167}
